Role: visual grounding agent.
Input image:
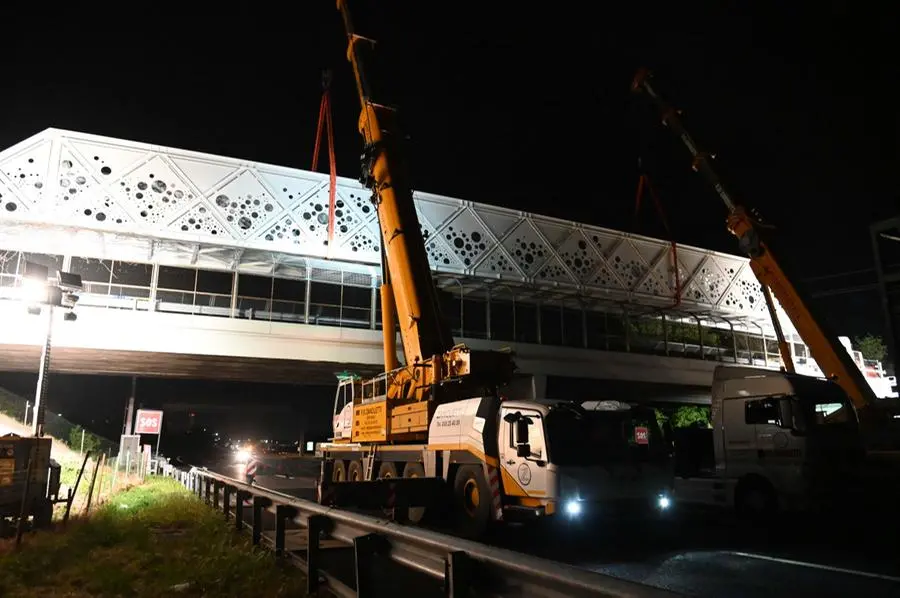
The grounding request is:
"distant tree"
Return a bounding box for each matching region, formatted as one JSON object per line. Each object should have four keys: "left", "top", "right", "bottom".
{"left": 855, "top": 334, "right": 887, "bottom": 362}
{"left": 654, "top": 405, "right": 711, "bottom": 429}
{"left": 672, "top": 405, "right": 711, "bottom": 428}
{"left": 68, "top": 425, "right": 102, "bottom": 454}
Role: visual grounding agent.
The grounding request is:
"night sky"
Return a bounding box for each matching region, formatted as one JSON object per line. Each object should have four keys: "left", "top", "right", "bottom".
{"left": 1, "top": 3, "right": 897, "bottom": 436}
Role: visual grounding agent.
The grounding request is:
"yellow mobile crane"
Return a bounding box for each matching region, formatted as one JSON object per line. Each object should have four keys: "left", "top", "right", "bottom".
{"left": 315, "top": 4, "right": 674, "bottom": 537}
{"left": 334, "top": 2, "right": 515, "bottom": 433}
{"left": 632, "top": 69, "right": 899, "bottom": 449}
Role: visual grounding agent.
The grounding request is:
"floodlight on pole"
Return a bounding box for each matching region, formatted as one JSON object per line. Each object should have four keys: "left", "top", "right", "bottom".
{"left": 21, "top": 261, "right": 49, "bottom": 305}
{"left": 20, "top": 261, "right": 83, "bottom": 438}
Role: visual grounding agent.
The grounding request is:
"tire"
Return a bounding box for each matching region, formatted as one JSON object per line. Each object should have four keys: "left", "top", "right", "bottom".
{"left": 378, "top": 462, "right": 399, "bottom": 517}
{"left": 453, "top": 465, "right": 492, "bottom": 539}
{"left": 332, "top": 460, "right": 347, "bottom": 482}
{"left": 735, "top": 477, "right": 777, "bottom": 520}
{"left": 348, "top": 460, "right": 364, "bottom": 481}
{"left": 403, "top": 462, "right": 427, "bottom": 523}
{"left": 377, "top": 462, "right": 398, "bottom": 479}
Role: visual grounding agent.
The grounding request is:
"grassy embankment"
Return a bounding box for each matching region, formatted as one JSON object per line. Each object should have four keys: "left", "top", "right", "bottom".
{"left": 0, "top": 476, "right": 307, "bottom": 597}
{"left": 0, "top": 388, "right": 129, "bottom": 516}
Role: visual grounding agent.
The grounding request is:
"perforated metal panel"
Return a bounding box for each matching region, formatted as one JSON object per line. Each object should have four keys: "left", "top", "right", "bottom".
{"left": 0, "top": 129, "right": 772, "bottom": 323}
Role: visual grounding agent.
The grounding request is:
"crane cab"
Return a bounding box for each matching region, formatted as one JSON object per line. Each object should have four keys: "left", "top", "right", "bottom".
{"left": 331, "top": 374, "right": 362, "bottom": 442}
{"left": 330, "top": 371, "right": 434, "bottom": 444}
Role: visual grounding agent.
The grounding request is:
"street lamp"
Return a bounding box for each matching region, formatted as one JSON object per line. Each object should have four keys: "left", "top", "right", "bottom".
{"left": 21, "top": 261, "right": 82, "bottom": 437}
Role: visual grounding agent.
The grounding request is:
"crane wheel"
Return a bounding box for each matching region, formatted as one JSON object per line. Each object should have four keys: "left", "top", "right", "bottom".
{"left": 453, "top": 465, "right": 491, "bottom": 539}
{"left": 348, "top": 460, "right": 364, "bottom": 481}
{"left": 332, "top": 460, "right": 347, "bottom": 482}
{"left": 377, "top": 462, "right": 399, "bottom": 517}
{"left": 403, "top": 462, "right": 427, "bottom": 523}
{"left": 377, "top": 462, "right": 397, "bottom": 479}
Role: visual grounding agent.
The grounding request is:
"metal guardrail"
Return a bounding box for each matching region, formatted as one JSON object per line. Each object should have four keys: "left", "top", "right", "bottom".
{"left": 161, "top": 463, "right": 682, "bottom": 598}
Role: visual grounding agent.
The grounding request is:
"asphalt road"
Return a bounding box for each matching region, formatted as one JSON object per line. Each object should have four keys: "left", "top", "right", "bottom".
{"left": 210, "top": 458, "right": 900, "bottom": 597}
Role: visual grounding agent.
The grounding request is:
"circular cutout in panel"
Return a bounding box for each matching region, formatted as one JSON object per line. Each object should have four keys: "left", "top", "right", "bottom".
{"left": 169, "top": 205, "right": 225, "bottom": 237}
{"left": 558, "top": 237, "right": 596, "bottom": 281}
{"left": 443, "top": 225, "right": 488, "bottom": 267}
{"left": 208, "top": 171, "right": 281, "bottom": 237}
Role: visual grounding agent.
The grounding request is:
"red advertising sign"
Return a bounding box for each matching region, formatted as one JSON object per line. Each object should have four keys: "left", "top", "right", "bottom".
{"left": 134, "top": 409, "right": 164, "bottom": 435}
{"left": 634, "top": 426, "right": 649, "bottom": 445}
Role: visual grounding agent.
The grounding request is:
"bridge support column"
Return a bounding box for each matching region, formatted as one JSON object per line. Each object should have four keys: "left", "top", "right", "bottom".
{"left": 148, "top": 263, "right": 159, "bottom": 312}
{"left": 505, "top": 374, "right": 547, "bottom": 401}
{"left": 532, "top": 374, "right": 547, "bottom": 400}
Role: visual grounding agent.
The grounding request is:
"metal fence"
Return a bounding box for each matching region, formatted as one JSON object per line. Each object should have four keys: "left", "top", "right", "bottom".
{"left": 161, "top": 463, "right": 681, "bottom": 598}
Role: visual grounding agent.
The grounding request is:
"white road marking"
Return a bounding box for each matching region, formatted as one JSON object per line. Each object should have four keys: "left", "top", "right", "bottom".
{"left": 726, "top": 551, "right": 900, "bottom": 583}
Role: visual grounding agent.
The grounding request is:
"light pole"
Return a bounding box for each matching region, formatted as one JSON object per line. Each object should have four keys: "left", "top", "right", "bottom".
{"left": 21, "top": 261, "right": 82, "bottom": 438}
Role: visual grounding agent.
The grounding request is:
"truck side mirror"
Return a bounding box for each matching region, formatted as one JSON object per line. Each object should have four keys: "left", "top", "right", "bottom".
{"left": 506, "top": 412, "right": 532, "bottom": 457}
{"left": 515, "top": 417, "right": 530, "bottom": 444}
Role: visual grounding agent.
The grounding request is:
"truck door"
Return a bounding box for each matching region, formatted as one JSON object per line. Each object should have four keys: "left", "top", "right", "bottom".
{"left": 744, "top": 398, "right": 783, "bottom": 457}
{"left": 721, "top": 397, "right": 756, "bottom": 472}
{"left": 499, "top": 407, "right": 547, "bottom": 497}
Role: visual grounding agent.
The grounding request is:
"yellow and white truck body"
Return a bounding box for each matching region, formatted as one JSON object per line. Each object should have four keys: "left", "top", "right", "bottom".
{"left": 321, "top": 384, "right": 673, "bottom": 535}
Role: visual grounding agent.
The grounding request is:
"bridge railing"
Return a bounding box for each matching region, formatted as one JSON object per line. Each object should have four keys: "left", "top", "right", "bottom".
{"left": 0, "top": 286, "right": 783, "bottom": 367}
{"left": 160, "top": 462, "right": 681, "bottom": 598}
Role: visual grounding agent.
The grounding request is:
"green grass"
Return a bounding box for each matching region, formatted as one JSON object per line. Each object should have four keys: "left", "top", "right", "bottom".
{"left": 0, "top": 477, "right": 308, "bottom": 597}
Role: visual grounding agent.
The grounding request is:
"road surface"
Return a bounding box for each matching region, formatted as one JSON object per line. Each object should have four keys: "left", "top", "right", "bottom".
{"left": 210, "top": 458, "right": 900, "bottom": 597}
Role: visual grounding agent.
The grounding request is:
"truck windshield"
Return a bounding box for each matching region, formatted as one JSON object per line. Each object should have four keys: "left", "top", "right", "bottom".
{"left": 544, "top": 404, "right": 667, "bottom": 466}
{"left": 790, "top": 377, "right": 856, "bottom": 427}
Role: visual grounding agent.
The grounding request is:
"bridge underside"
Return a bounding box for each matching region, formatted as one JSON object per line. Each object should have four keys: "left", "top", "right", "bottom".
{"left": 1, "top": 343, "right": 713, "bottom": 405}
{"left": 548, "top": 376, "right": 711, "bottom": 406}
{"left": 0, "top": 344, "right": 380, "bottom": 385}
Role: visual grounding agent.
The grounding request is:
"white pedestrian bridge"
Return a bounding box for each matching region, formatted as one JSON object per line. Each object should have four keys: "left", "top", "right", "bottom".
{"left": 0, "top": 128, "right": 821, "bottom": 402}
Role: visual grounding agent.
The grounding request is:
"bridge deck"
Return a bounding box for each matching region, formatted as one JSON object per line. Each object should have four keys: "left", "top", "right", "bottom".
{"left": 0, "top": 128, "right": 775, "bottom": 326}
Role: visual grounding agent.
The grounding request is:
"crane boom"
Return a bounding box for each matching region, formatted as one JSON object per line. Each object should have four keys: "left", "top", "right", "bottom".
{"left": 335, "top": 1, "right": 514, "bottom": 412}
{"left": 337, "top": 1, "right": 452, "bottom": 366}
{"left": 631, "top": 68, "right": 879, "bottom": 412}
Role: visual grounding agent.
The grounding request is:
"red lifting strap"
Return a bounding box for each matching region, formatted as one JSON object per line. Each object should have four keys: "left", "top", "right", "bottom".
{"left": 634, "top": 171, "right": 682, "bottom": 308}
{"left": 312, "top": 70, "right": 338, "bottom": 253}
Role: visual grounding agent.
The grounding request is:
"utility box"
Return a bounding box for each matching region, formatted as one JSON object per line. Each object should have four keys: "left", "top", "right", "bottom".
{"left": 0, "top": 435, "right": 54, "bottom": 526}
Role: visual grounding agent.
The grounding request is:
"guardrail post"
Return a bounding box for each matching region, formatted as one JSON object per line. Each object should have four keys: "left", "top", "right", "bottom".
{"left": 212, "top": 481, "right": 221, "bottom": 510}
{"left": 223, "top": 485, "right": 232, "bottom": 520}
{"left": 274, "top": 505, "right": 298, "bottom": 557}
{"left": 252, "top": 495, "right": 272, "bottom": 546}
{"left": 235, "top": 490, "right": 250, "bottom": 530}
{"left": 445, "top": 551, "right": 471, "bottom": 598}
{"left": 306, "top": 515, "right": 327, "bottom": 595}
{"left": 317, "top": 459, "right": 333, "bottom": 504}
{"left": 354, "top": 533, "right": 384, "bottom": 598}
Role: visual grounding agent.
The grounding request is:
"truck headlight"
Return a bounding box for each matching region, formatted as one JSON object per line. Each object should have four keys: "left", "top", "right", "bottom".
{"left": 657, "top": 494, "right": 671, "bottom": 510}
{"left": 235, "top": 449, "right": 251, "bottom": 463}
{"left": 565, "top": 500, "right": 582, "bottom": 516}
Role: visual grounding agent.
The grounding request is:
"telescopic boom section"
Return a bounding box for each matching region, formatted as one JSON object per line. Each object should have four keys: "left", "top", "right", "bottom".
{"left": 631, "top": 68, "right": 878, "bottom": 411}
{"left": 336, "top": 1, "right": 453, "bottom": 367}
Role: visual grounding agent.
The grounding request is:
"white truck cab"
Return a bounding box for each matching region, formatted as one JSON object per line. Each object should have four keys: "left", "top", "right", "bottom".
{"left": 674, "top": 365, "right": 864, "bottom": 514}
{"left": 497, "top": 399, "right": 673, "bottom": 520}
